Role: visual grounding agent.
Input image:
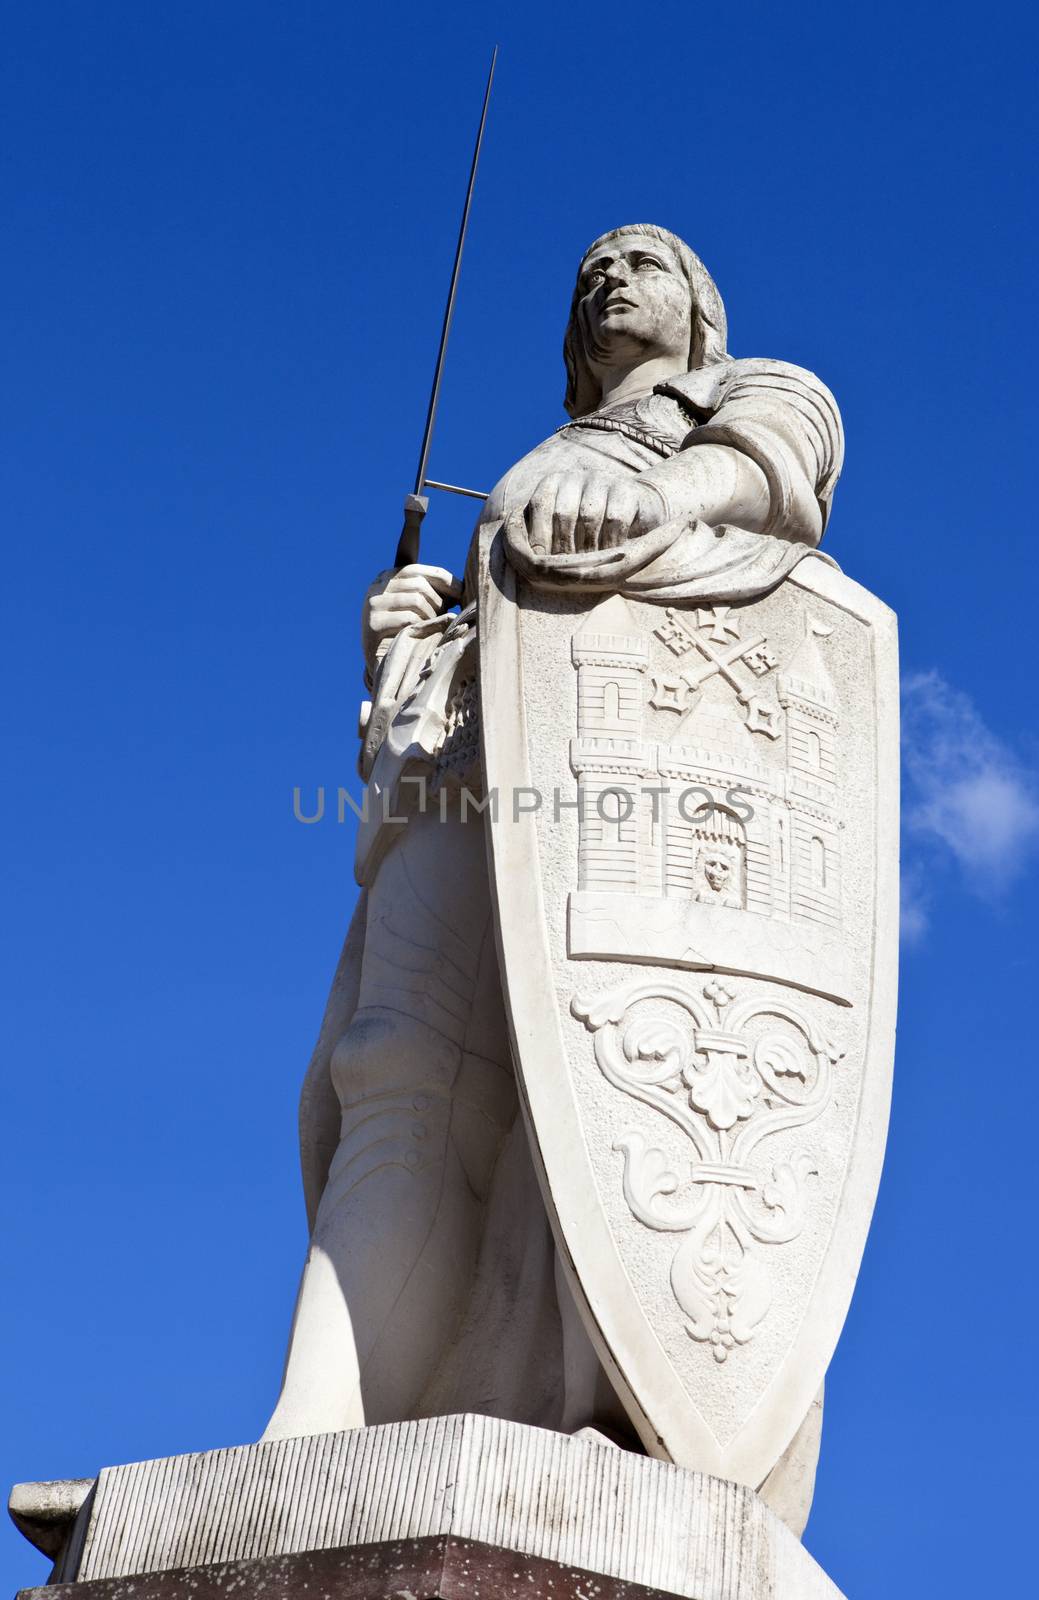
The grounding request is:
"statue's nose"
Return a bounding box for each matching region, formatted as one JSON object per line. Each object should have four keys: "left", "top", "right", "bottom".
{"left": 603, "top": 263, "right": 630, "bottom": 290}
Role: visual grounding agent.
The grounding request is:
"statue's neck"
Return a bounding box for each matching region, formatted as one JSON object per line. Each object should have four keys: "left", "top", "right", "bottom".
{"left": 595, "top": 354, "right": 689, "bottom": 410}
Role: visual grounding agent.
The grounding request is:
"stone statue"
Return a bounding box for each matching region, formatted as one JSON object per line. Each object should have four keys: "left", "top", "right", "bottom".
{"left": 264, "top": 226, "right": 897, "bottom": 1542}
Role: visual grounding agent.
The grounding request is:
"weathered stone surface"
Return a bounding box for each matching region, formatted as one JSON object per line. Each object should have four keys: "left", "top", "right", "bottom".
{"left": 26, "top": 1537, "right": 677, "bottom": 1600}
{"left": 263, "top": 227, "right": 894, "bottom": 1552}
{"left": 9, "top": 229, "right": 887, "bottom": 1600}
{"left": 19, "top": 1417, "right": 843, "bottom": 1598}
{"left": 8, "top": 1480, "right": 92, "bottom": 1561}
{"left": 18, "top": 1534, "right": 834, "bottom": 1600}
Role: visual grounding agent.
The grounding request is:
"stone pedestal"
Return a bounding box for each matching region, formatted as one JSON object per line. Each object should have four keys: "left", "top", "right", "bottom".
{"left": 11, "top": 1415, "right": 845, "bottom": 1600}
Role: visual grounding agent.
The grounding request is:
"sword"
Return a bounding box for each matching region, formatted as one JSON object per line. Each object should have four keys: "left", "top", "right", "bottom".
{"left": 395, "top": 46, "right": 497, "bottom": 569}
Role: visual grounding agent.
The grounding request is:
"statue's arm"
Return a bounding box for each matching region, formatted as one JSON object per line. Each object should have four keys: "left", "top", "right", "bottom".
{"left": 502, "top": 360, "right": 843, "bottom": 557}
{"left": 643, "top": 359, "right": 845, "bottom": 545}
{"left": 639, "top": 440, "right": 773, "bottom": 536}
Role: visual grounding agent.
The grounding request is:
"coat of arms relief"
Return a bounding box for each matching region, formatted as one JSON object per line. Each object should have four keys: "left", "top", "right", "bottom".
{"left": 568, "top": 592, "right": 849, "bottom": 1002}
{"left": 568, "top": 590, "right": 848, "bottom": 1363}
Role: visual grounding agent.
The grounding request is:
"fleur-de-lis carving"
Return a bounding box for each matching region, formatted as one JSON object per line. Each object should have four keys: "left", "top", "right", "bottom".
{"left": 572, "top": 978, "right": 838, "bottom": 1360}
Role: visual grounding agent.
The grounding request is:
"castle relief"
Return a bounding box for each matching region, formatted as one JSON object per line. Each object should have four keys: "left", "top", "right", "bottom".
{"left": 569, "top": 595, "right": 849, "bottom": 1004}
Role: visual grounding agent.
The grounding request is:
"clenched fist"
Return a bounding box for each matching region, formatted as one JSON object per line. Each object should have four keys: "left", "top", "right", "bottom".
{"left": 362, "top": 564, "right": 463, "bottom": 675}
{"left": 520, "top": 469, "right": 668, "bottom": 553}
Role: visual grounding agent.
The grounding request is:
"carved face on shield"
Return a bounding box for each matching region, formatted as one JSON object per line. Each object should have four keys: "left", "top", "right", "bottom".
{"left": 703, "top": 853, "right": 732, "bottom": 894}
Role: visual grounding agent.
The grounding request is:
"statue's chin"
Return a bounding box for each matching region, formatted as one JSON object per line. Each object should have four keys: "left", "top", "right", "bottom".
{"left": 589, "top": 324, "right": 676, "bottom": 374}
{"left": 587, "top": 321, "right": 644, "bottom": 359}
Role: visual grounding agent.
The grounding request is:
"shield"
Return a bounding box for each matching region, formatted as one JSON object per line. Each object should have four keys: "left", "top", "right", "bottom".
{"left": 480, "top": 531, "right": 898, "bottom": 1489}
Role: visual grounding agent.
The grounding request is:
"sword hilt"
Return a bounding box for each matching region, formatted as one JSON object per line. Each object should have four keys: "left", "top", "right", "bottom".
{"left": 394, "top": 492, "right": 428, "bottom": 569}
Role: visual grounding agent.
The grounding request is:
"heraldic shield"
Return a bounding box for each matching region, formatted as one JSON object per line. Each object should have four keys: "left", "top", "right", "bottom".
{"left": 479, "top": 524, "right": 898, "bottom": 1491}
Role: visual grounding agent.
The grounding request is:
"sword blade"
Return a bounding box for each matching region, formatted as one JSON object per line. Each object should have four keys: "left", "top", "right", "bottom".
{"left": 395, "top": 45, "right": 497, "bottom": 567}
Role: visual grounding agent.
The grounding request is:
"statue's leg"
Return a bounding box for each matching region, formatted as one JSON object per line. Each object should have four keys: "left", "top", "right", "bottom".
{"left": 263, "top": 807, "right": 514, "bottom": 1440}
{"left": 553, "top": 1252, "right": 643, "bottom": 1447}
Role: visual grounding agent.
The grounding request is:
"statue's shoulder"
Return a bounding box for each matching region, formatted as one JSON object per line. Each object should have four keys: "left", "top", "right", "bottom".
{"left": 724, "top": 355, "right": 840, "bottom": 411}
{"left": 722, "top": 359, "right": 844, "bottom": 484}
{"left": 661, "top": 357, "right": 845, "bottom": 533}
{"left": 660, "top": 356, "right": 840, "bottom": 427}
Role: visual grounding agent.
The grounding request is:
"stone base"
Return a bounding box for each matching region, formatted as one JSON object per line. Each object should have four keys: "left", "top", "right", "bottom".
{"left": 13, "top": 1535, "right": 797, "bottom": 1600}
{"left": 11, "top": 1415, "right": 845, "bottom": 1600}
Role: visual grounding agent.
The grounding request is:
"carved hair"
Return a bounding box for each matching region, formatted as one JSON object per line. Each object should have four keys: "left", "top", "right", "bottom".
{"left": 563, "top": 225, "right": 728, "bottom": 419}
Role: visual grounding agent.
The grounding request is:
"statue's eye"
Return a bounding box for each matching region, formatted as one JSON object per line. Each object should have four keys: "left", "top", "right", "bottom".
{"left": 585, "top": 268, "right": 605, "bottom": 288}
{"left": 637, "top": 257, "right": 664, "bottom": 271}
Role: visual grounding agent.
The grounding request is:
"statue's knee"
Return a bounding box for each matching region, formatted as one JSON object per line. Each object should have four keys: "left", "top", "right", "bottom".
{"left": 322, "top": 1013, "right": 459, "bottom": 1216}
{"left": 329, "top": 1006, "right": 460, "bottom": 1110}
{"left": 323, "top": 1012, "right": 517, "bottom": 1217}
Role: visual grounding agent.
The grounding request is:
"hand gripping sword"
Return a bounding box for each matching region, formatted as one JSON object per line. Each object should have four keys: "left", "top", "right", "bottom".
{"left": 394, "top": 47, "right": 496, "bottom": 569}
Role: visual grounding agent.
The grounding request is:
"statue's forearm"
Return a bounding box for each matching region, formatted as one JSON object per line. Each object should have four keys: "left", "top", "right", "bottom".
{"left": 640, "top": 443, "right": 772, "bottom": 534}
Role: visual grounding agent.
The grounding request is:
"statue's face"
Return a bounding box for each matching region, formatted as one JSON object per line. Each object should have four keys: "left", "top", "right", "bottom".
{"left": 577, "top": 234, "right": 691, "bottom": 367}
{"left": 703, "top": 854, "right": 731, "bottom": 892}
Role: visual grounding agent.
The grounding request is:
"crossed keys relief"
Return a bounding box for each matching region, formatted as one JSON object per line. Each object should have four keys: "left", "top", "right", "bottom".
{"left": 650, "top": 604, "right": 783, "bottom": 739}
{"left": 572, "top": 976, "right": 842, "bottom": 1362}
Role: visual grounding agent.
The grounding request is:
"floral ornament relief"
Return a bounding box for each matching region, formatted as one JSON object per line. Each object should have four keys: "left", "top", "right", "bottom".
{"left": 571, "top": 977, "right": 842, "bottom": 1362}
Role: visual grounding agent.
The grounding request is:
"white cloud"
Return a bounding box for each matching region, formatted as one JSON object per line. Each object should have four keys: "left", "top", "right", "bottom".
{"left": 901, "top": 669, "right": 1039, "bottom": 899}
{"left": 899, "top": 864, "right": 930, "bottom": 945}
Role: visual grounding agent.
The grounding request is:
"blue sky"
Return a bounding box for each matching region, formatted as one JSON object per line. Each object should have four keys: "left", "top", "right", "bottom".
{"left": 2, "top": 2, "right": 1037, "bottom": 1594}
